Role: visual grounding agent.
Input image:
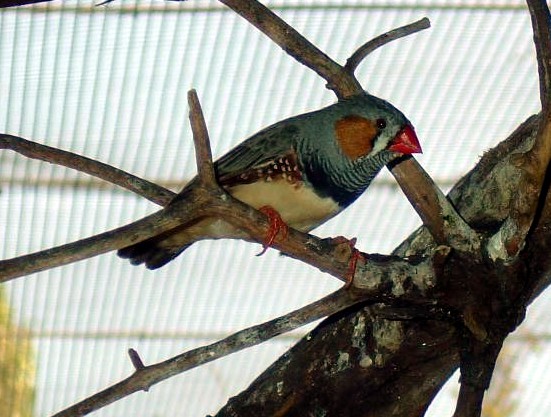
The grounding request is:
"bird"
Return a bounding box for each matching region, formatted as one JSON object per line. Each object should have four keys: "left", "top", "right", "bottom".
{"left": 118, "top": 93, "right": 421, "bottom": 269}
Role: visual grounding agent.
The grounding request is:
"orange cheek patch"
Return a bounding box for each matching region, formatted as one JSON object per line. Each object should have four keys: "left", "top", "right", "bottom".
{"left": 334, "top": 115, "right": 377, "bottom": 160}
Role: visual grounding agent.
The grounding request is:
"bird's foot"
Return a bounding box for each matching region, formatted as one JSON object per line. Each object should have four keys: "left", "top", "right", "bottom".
{"left": 256, "top": 205, "right": 289, "bottom": 256}
{"left": 329, "top": 236, "right": 365, "bottom": 288}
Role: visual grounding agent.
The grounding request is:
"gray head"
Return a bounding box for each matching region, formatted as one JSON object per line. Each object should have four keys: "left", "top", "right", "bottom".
{"left": 297, "top": 93, "right": 421, "bottom": 206}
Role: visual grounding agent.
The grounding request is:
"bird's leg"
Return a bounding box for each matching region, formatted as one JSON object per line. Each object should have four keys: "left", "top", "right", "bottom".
{"left": 329, "top": 236, "right": 364, "bottom": 288}
{"left": 256, "top": 205, "right": 289, "bottom": 256}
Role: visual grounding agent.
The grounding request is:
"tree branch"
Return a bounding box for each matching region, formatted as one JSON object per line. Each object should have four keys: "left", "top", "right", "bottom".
{"left": 51, "top": 289, "right": 361, "bottom": 417}
{"left": 0, "top": 0, "right": 51, "bottom": 7}
{"left": 0, "top": 91, "right": 426, "bottom": 290}
{"left": 0, "top": 206, "right": 183, "bottom": 281}
{"left": 487, "top": 1, "right": 551, "bottom": 261}
{"left": 53, "top": 249, "right": 440, "bottom": 416}
{"left": 0, "top": 134, "right": 174, "bottom": 206}
{"left": 218, "top": 0, "right": 362, "bottom": 99}
{"left": 390, "top": 158, "right": 480, "bottom": 251}
{"left": 188, "top": 89, "right": 217, "bottom": 187}
{"left": 345, "top": 18, "right": 431, "bottom": 73}
{"left": 528, "top": 0, "right": 551, "bottom": 114}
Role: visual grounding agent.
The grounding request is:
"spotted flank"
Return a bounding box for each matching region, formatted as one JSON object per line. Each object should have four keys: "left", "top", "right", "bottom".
{"left": 218, "top": 151, "right": 303, "bottom": 187}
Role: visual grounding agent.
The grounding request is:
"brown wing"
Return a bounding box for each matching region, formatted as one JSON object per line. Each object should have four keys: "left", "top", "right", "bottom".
{"left": 215, "top": 122, "right": 304, "bottom": 187}
{"left": 218, "top": 150, "right": 302, "bottom": 187}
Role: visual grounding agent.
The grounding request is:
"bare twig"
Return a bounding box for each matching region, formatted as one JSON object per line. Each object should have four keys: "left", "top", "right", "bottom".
{"left": 0, "top": 94, "right": 219, "bottom": 281}
{"left": 0, "top": 208, "right": 185, "bottom": 281}
{"left": 345, "top": 18, "right": 431, "bottom": 73}
{"left": 0, "top": 0, "right": 51, "bottom": 7}
{"left": 0, "top": 134, "right": 174, "bottom": 206}
{"left": 52, "top": 288, "right": 360, "bottom": 417}
{"left": 528, "top": 0, "right": 551, "bottom": 114}
{"left": 0, "top": 91, "right": 354, "bottom": 284}
{"left": 218, "top": 0, "right": 362, "bottom": 99}
{"left": 0, "top": 91, "right": 221, "bottom": 280}
{"left": 188, "top": 89, "right": 217, "bottom": 186}
{"left": 128, "top": 349, "right": 146, "bottom": 372}
{"left": 1, "top": 87, "right": 446, "bottom": 287}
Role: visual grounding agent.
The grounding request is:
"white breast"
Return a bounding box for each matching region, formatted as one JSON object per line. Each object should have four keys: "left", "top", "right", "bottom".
{"left": 228, "top": 179, "right": 341, "bottom": 231}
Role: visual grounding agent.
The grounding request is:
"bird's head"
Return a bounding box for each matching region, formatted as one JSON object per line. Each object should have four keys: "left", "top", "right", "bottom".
{"left": 293, "top": 94, "right": 422, "bottom": 205}
{"left": 333, "top": 94, "right": 421, "bottom": 164}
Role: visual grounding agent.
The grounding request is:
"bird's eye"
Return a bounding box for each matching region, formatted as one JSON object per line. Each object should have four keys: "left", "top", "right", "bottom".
{"left": 376, "top": 118, "right": 387, "bottom": 129}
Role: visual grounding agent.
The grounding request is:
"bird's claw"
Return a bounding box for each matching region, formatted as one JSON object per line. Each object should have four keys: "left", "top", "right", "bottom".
{"left": 256, "top": 206, "right": 289, "bottom": 256}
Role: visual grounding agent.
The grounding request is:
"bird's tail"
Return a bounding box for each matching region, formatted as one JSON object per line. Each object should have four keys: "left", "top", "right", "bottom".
{"left": 117, "top": 237, "right": 192, "bottom": 269}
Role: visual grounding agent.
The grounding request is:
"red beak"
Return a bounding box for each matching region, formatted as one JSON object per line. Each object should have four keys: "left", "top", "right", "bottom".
{"left": 388, "top": 125, "right": 422, "bottom": 154}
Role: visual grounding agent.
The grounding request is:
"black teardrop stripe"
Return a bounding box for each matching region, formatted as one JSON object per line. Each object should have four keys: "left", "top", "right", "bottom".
{"left": 299, "top": 158, "right": 363, "bottom": 208}
{"left": 299, "top": 151, "right": 394, "bottom": 208}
